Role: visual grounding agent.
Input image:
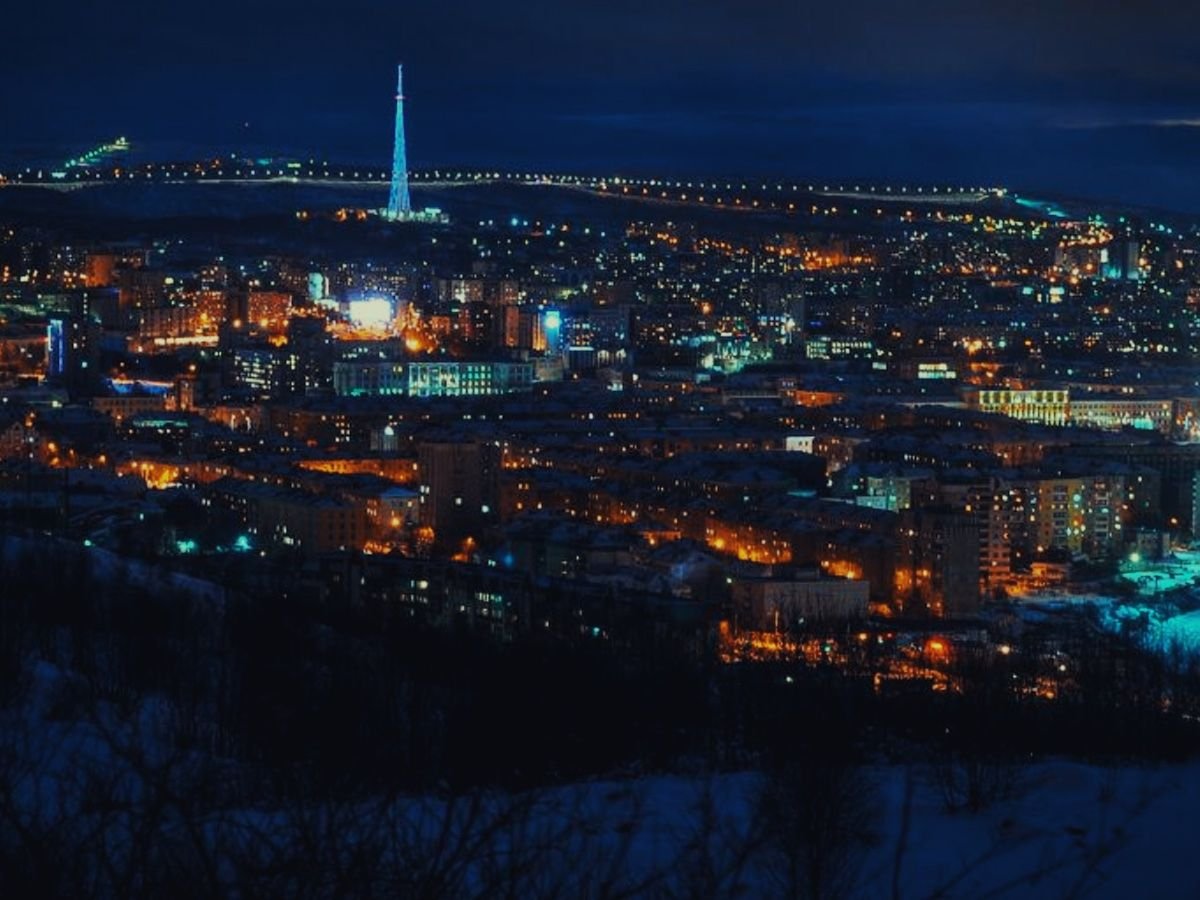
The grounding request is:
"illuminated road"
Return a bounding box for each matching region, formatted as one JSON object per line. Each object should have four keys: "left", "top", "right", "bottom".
{"left": 0, "top": 162, "right": 1006, "bottom": 212}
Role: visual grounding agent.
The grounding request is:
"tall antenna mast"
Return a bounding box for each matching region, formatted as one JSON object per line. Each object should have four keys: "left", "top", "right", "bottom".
{"left": 387, "top": 64, "right": 411, "bottom": 218}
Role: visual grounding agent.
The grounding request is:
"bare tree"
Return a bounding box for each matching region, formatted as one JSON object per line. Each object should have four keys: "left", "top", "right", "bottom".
{"left": 756, "top": 757, "right": 878, "bottom": 900}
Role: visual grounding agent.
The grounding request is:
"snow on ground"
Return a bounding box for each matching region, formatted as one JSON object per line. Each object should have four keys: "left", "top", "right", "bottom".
{"left": 4, "top": 533, "right": 1198, "bottom": 895}
{"left": 1016, "top": 551, "right": 1200, "bottom": 663}
{"left": 83, "top": 538, "right": 228, "bottom": 603}
{"left": 0, "top": 530, "right": 227, "bottom": 603}
{"left": 572, "top": 762, "right": 1200, "bottom": 899}
{"left": 1154, "top": 608, "right": 1200, "bottom": 656}
{"left": 6, "top": 650, "right": 1196, "bottom": 896}
{"left": 865, "top": 762, "right": 1200, "bottom": 899}
{"left": 502, "top": 762, "right": 1200, "bottom": 898}
{"left": 6, "top": 659, "right": 1199, "bottom": 900}
{"left": 5, "top": 715, "right": 1198, "bottom": 899}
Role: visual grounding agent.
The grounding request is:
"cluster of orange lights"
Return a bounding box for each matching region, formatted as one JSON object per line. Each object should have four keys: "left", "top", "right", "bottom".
{"left": 821, "top": 559, "right": 863, "bottom": 580}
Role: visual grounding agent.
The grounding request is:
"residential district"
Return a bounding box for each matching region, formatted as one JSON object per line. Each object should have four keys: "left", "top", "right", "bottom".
{"left": 3, "top": 169, "right": 1200, "bottom": 688}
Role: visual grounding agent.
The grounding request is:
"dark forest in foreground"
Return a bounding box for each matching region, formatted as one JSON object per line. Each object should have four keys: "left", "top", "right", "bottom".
{"left": 1, "top": 531, "right": 1198, "bottom": 896}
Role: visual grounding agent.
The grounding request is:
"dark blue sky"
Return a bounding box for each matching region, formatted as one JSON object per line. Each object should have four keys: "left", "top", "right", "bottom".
{"left": 5, "top": 0, "right": 1200, "bottom": 210}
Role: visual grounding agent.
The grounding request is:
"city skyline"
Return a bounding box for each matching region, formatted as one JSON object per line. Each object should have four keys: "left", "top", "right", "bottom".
{"left": 4, "top": 4, "right": 1200, "bottom": 895}
{"left": 5, "top": 2, "right": 1200, "bottom": 211}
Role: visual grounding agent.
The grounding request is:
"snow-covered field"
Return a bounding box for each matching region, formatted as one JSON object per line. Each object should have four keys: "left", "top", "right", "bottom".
{"left": 6, "top": 697, "right": 1197, "bottom": 899}
{"left": 4, "top": 660, "right": 1196, "bottom": 899}
{"left": 465, "top": 762, "right": 1200, "bottom": 898}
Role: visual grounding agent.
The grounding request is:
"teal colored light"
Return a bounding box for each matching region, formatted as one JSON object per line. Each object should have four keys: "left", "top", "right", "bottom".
{"left": 176, "top": 539, "right": 198, "bottom": 554}
{"left": 1013, "top": 195, "right": 1068, "bottom": 219}
{"left": 234, "top": 534, "right": 252, "bottom": 552}
{"left": 387, "top": 64, "right": 412, "bottom": 217}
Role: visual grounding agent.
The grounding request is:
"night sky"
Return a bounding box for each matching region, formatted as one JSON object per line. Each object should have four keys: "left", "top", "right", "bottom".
{"left": 5, "top": 0, "right": 1200, "bottom": 210}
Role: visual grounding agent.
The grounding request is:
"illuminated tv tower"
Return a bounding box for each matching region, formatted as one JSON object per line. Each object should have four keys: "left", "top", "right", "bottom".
{"left": 387, "top": 64, "right": 411, "bottom": 218}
